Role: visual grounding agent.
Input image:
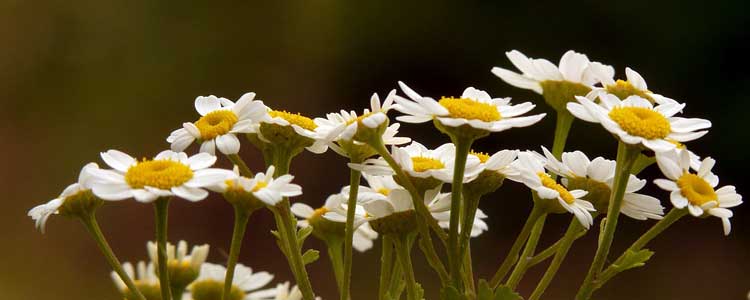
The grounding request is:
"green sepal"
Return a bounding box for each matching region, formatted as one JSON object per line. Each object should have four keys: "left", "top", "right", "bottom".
{"left": 301, "top": 249, "right": 320, "bottom": 265}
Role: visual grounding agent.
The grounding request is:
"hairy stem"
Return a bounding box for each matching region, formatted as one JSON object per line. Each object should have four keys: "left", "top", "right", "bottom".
{"left": 222, "top": 208, "right": 251, "bottom": 300}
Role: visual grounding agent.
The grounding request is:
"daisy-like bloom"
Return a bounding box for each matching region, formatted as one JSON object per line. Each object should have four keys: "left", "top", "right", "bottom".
{"left": 111, "top": 261, "right": 161, "bottom": 300}
{"left": 355, "top": 174, "right": 403, "bottom": 203}
{"left": 89, "top": 150, "right": 235, "bottom": 202}
{"left": 540, "top": 147, "right": 664, "bottom": 220}
{"left": 393, "top": 82, "right": 546, "bottom": 134}
{"left": 655, "top": 139, "right": 701, "bottom": 170}
{"left": 28, "top": 163, "right": 101, "bottom": 233}
{"left": 431, "top": 197, "right": 490, "bottom": 237}
{"left": 187, "top": 263, "right": 275, "bottom": 300}
{"left": 291, "top": 191, "right": 378, "bottom": 252}
{"left": 491, "top": 50, "right": 613, "bottom": 110}
{"left": 567, "top": 93, "right": 711, "bottom": 152}
{"left": 654, "top": 150, "right": 743, "bottom": 235}
{"left": 464, "top": 150, "right": 520, "bottom": 196}
{"left": 588, "top": 66, "right": 680, "bottom": 105}
{"left": 352, "top": 141, "right": 483, "bottom": 185}
{"left": 211, "top": 165, "right": 302, "bottom": 207}
{"left": 146, "top": 240, "right": 209, "bottom": 289}
{"left": 167, "top": 93, "right": 268, "bottom": 155}
{"left": 317, "top": 90, "right": 401, "bottom": 142}
{"left": 511, "top": 151, "right": 596, "bottom": 228}
{"left": 252, "top": 107, "right": 329, "bottom": 154}
{"left": 358, "top": 187, "right": 450, "bottom": 235}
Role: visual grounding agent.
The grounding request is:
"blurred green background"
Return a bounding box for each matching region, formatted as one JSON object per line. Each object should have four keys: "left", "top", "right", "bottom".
{"left": 2, "top": 0, "right": 748, "bottom": 299}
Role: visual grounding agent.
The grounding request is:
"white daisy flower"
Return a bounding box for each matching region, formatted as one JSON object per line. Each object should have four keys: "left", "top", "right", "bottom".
{"left": 511, "top": 151, "right": 596, "bottom": 228}
{"left": 491, "top": 50, "right": 612, "bottom": 95}
{"left": 111, "top": 261, "right": 160, "bottom": 300}
{"left": 567, "top": 93, "right": 711, "bottom": 152}
{"left": 393, "top": 82, "right": 546, "bottom": 133}
{"left": 470, "top": 149, "right": 520, "bottom": 178}
{"left": 89, "top": 150, "right": 235, "bottom": 203}
{"left": 351, "top": 141, "right": 483, "bottom": 183}
{"left": 146, "top": 240, "right": 209, "bottom": 287}
{"left": 316, "top": 90, "right": 404, "bottom": 142}
{"left": 355, "top": 174, "right": 403, "bottom": 203}
{"left": 28, "top": 162, "right": 101, "bottom": 233}
{"left": 655, "top": 140, "right": 701, "bottom": 170}
{"left": 540, "top": 147, "right": 664, "bottom": 220}
{"left": 187, "top": 263, "right": 275, "bottom": 300}
{"left": 588, "top": 66, "right": 681, "bottom": 105}
{"left": 292, "top": 191, "right": 379, "bottom": 252}
{"left": 167, "top": 93, "right": 268, "bottom": 155}
{"left": 360, "top": 187, "right": 450, "bottom": 221}
{"left": 212, "top": 165, "right": 303, "bottom": 206}
{"left": 254, "top": 108, "right": 329, "bottom": 154}
{"left": 654, "top": 150, "right": 743, "bottom": 235}
{"left": 260, "top": 281, "right": 322, "bottom": 300}
{"left": 431, "top": 192, "right": 490, "bottom": 237}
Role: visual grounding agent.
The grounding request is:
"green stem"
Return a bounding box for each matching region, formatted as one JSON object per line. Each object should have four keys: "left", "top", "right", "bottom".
{"left": 462, "top": 244, "right": 476, "bottom": 296}
{"left": 341, "top": 166, "right": 362, "bottom": 300}
{"left": 379, "top": 237, "right": 394, "bottom": 300}
{"left": 506, "top": 213, "right": 547, "bottom": 289}
{"left": 394, "top": 235, "right": 419, "bottom": 300}
{"left": 154, "top": 198, "right": 172, "bottom": 300}
{"left": 551, "top": 112, "right": 574, "bottom": 158}
{"left": 80, "top": 214, "right": 147, "bottom": 300}
{"left": 368, "top": 137, "right": 449, "bottom": 284}
{"left": 458, "top": 193, "right": 481, "bottom": 267}
{"left": 489, "top": 204, "right": 545, "bottom": 288}
{"left": 326, "top": 239, "right": 346, "bottom": 297}
{"left": 448, "top": 136, "right": 473, "bottom": 289}
{"left": 576, "top": 141, "right": 640, "bottom": 300}
{"left": 227, "top": 154, "right": 254, "bottom": 177}
{"left": 222, "top": 208, "right": 251, "bottom": 300}
{"left": 594, "top": 208, "right": 687, "bottom": 291}
{"left": 529, "top": 218, "right": 584, "bottom": 300}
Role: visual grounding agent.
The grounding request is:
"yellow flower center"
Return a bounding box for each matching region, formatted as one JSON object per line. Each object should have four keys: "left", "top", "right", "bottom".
{"left": 676, "top": 173, "right": 717, "bottom": 206}
{"left": 608, "top": 107, "right": 671, "bottom": 140}
{"left": 470, "top": 150, "right": 490, "bottom": 163}
{"left": 437, "top": 97, "right": 501, "bottom": 122}
{"left": 347, "top": 112, "right": 375, "bottom": 125}
{"left": 125, "top": 281, "right": 161, "bottom": 300}
{"left": 605, "top": 80, "right": 655, "bottom": 103}
{"left": 310, "top": 207, "right": 329, "bottom": 220}
{"left": 191, "top": 279, "right": 245, "bottom": 300}
{"left": 411, "top": 156, "right": 445, "bottom": 172}
{"left": 125, "top": 159, "right": 194, "bottom": 190}
{"left": 538, "top": 172, "right": 575, "bottom": 204}
{"left": 194, "top": 110, "right": 239, "bottom": 140}
{"left": 269, "top": 110, "right": 317, "bottom": 131}
{"left": 377, "top": 188, "right": 391, "bottom": 196}
{"left": 251, "top": 181, "right": 268, "bottom": 192}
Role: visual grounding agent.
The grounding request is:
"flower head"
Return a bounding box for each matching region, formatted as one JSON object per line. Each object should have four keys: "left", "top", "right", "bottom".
{"left": 187, "top": 263, "right": 275, "bottom": 300}
{"left": 147, "top": 240, "right": 209, "bottom": 289}
{"left": 541, "top": 147, "right": 664, "bottom": 220}
{"left": 654, "top": 150, "right": 742, "bottom": 235}
{"left": 589, "top": 66, "right": 680, "bottom": 105}
{"left": 393, "top": 82, "right": 545, "bottom": 136}
{"left": 491, "top": 50, "right": 612, "bottom": 111}
{"left": 567, "top": 94, "right": 711, "bottom": 152}
{"left": 28, "top": 163, "right": 103, "bottom": 233}
{"left": 168, "top": 93, "right": 268, "bottom": 155}
{"left": 89, "top": 150, "right": 234, "bottom": 203}
{"left": 111, "top": 261, "right": 161, "bottom": 300}
{"left": 212, "top": 165, "right": 303, "bottom": 207}
{"left": 251, "top": 107, "right": 329, "bottom": 154}
{"left": 511, "top": 151, "right": 596, "bottom": 228}
{"left": 464, "top": 149, "right": 519, "bottom": 196}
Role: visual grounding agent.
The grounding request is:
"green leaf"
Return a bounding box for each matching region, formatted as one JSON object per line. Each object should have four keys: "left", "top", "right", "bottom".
{"left": 415, "top": 283, "right": 425, "bottom": 300}
{"left": 301, "top": 249, "right": 320, "bottom": 265}
{"left": 440, "top": 286, "right": 462, "bottom": 300}
{"left": 297, "top": 226, "right": 313, "bottom": 244}
{"left": 270, "top": 230, "right": 281, "bottom": 240}
{"left": 494, "top": 285, "right": 523, "bottom": 300}
{"left": 477, "top": 280, "right": 495, "bottom": 300}
{"left": 614, "top": 249, "right": 654, "bottom": 272}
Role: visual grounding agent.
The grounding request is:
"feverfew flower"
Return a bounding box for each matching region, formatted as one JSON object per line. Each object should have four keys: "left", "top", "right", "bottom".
{"left": 512, "top": 151, "right": 596, "bottom": 228}
{"left": 654, "top": 150, "right": 742, "bottom": 235}
{"left": 393, "top": 82, "right": 545, "bottom": 134}
{"left": 491, "top": 50, "right": 613, "bottom": 110}
{"left": 292, "top": 192, "right": 379, "bottom": 252}
{"left": 317, "top": 90, "right": 402, "bottom": 143}
{"left": 540, "top": 147, "right": 664, "bottom": 220}
{"left": 28, "top": 163, "right": 101, "bottom": 233}
{"left": 464, "top": 149, "right": 519, "bottom": 196}
{"left": 212, "top": 165, "right": 303, "bottom": 207}
{"left": 253, "top": 107, "right": 329, "bottom": 154}
{"left": 89, "top": 150, "right": 234, "bottom": 202}
{"left": 167, "top": 93, "right": 267, "bottom": 155}
{"left": 187, "top": 263, "right": 275, "bottom": 300}
{"left": 146, "top": 240, "right": 209, "bottom": 289}
{"left": 567, "top": 93, "right": 711, "bottom": 152}
{"left": 111, "top": 261, "right": 160, "bottom": 300}
{"left": 588, "top": 66, "right": 680, "bottom": 105}
{"left": 262, "top": 282, "right": 322, "bottom": 300}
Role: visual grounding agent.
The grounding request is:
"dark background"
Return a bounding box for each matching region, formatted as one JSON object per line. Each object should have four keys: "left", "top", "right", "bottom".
{"left": 2, "top": 1, "right": 748, "bottom": 299}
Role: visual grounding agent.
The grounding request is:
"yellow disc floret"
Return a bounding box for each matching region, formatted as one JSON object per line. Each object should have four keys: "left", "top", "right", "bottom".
{"left": 470, "top": 150, "right": 491, "bottom": 163}
{"left": 377, "top": 188, "right": 391, "bottom": 196}
{"left": 191, "top": 279, "right": 245, "bottom": 300}
{"left": 251, "top": 181, "right": 268, "bottom": 192}
{"left": 194, "top": 110, "right": 239, "bottom": 140}
{"left": 605, "top": 80, "right": 655, "bottom": 103}
{"left": 677, "top": 173, "right": 717, "bottom": 206}
{"left": 347, "top": 112, "right": 375, "bottom": 125}
{"left": 125, "top": 159, "right": 194, "bottom": 190}
{"left": 608, "top": 107, "right": 671, "bottom": 140}
{"left": 411, "top": 156, "right": 445, "bottom": 172}
{"left": 438, "top": 97, "right": 501, "bottom": 122}
{"left": 538, "top": 172, "right": 575, "bottom": 204}
{"left": 269, "top": 110, "right": 317, "bottom": 131}
{"left": 310, "top": 207, "right": 329, "bottom": 220}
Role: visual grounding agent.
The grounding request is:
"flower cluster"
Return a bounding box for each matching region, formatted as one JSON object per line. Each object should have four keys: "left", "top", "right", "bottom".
{"left": 29, "top": 49, "right": 742, "bottom": 300}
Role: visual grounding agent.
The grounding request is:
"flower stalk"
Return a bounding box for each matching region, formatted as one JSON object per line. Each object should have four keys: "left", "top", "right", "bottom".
{"left": 154, "top": 197, "right": 173, "bottom": 300}
{"left": 341, "top": 165, "right": 362, "bottom": 300}
{"left": 447, "top": 135, "right": 474, "bottom": 289}
{"left": 489, "top": 204, "right": 545, "bottom": 288}
{"left": 222, "top": 208, "right": 252, "bottom": 300}
{"left": 506, "top": 212, "right": 547, "bottom": 289}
